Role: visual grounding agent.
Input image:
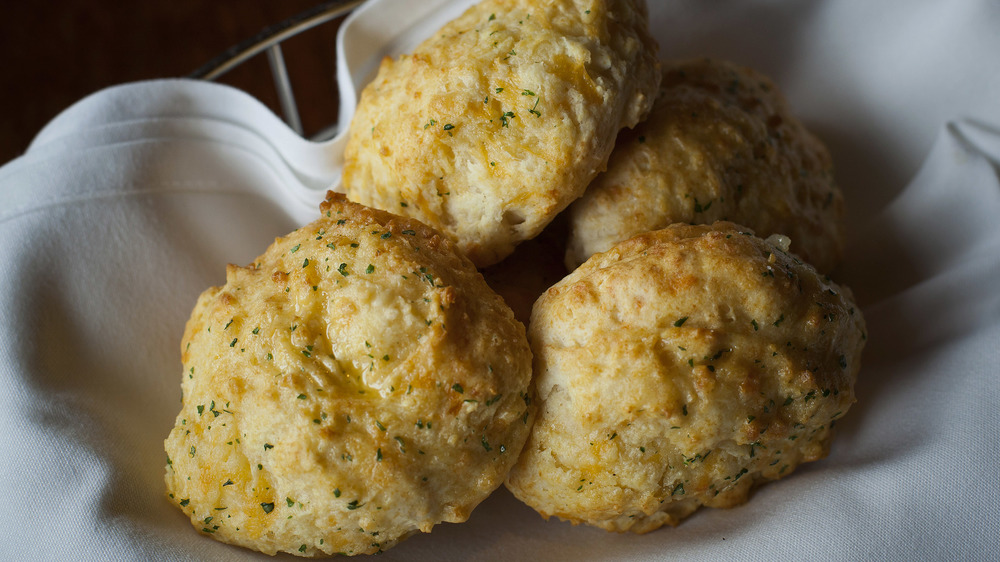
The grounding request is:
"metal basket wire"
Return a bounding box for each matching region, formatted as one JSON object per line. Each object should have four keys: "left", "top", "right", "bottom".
{"left": 190, "top": 0, "right": 365, "bottom": 140}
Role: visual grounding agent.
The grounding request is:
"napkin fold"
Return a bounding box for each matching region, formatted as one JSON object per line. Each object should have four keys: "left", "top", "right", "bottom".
{"left": 1, "top": 0, "right": 999, "bottom": 560}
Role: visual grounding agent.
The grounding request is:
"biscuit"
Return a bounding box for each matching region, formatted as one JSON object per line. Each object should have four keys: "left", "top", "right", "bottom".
{"left": 342, "top": 0, "right": 661, "bottom": 267}
{"left": 507, "top": 222, "right": 866, "bottom": 533}
{"left": 565, "top": 58, "right": 844, "bottom": 273}
{"left": 164, "top": 193, "right": 535, "bottom": 556}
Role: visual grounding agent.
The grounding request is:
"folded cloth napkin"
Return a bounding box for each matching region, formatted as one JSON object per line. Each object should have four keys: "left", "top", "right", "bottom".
{"left": 1, "top": 0, "right": 998, "bottom": 560}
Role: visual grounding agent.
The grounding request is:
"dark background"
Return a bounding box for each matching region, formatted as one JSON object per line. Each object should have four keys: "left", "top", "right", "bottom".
{"left": 1, "top": 1, "right": 348, "bottom": 165}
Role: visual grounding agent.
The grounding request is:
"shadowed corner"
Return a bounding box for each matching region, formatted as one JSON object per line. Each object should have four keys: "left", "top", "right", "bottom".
{"left": 481, "top": 211, "right": 570, "bottom": 328}
{"left": 828, "top": 118, "right": 1000, "bottom": 450}
{"left": 372, "top": 485, "right": 611, "bottom": 561}
{"left": 810, "top": 121, "right": 915, "bottom": 240}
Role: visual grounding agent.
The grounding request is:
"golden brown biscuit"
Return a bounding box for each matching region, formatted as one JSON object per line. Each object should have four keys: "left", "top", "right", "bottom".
{"left": 507, "top": 222, "right": 866, "bottom": 533}
{"left": 164, "top": 193, "right": 535, "bottom": 556}
{"left": 565, "top": 58, "right": 845, "bottom": 273}
{"left": 343, "top": 0, "right": 660, "bottom": 267}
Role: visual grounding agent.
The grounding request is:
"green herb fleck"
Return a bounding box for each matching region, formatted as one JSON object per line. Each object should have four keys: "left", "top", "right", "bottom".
{"left": 528, "top": 96, "right": 541, "bottom": 117}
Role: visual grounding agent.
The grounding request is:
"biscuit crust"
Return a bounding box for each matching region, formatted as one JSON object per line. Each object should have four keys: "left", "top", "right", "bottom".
{"left": 164, "top": 194, "right": 534, "bottom": 556}
{"left": 565, "top": 58, "right": 845, "bottom": 273}
{"left": 343, "top": 0, "right": 660, "bottom": 267}
{"left": 507, "top": 222, "right": 866, "bottom": 532}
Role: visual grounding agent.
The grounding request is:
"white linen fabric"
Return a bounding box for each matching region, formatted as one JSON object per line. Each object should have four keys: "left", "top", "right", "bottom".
{"left": 1, "top": 1, "right": 998, "bottom": 560}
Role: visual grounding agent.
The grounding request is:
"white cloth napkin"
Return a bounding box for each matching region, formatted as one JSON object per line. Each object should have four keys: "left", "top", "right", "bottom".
{"left": 1, "top": 1, "right": 998, "bottom": 560}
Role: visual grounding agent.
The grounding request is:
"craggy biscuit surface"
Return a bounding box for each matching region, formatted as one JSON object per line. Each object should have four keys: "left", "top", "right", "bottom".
{"left": 565, "top": 58, "right": 845, "bottom": 272}
{"left": 164, "top": 194, "right": 534, "bottom": 556}
{"left": 343, "top": 0, "right": 660, "bottom": 267}
{"left": 507, "top": 222, "right": 866, "bottom": 533}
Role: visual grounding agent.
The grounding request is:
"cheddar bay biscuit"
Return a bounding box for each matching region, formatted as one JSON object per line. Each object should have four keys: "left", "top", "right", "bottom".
{"left": 343, "top": 0, "right": 660, "bottom": 267}
{"left": 164, "top": 193, "right": 534, "bottom": 556}
{"left": 507, "top": 222, "right": 866, "bottom": 533}
{"left": 565, "top": 58, "right": 845, "bottom": 272}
